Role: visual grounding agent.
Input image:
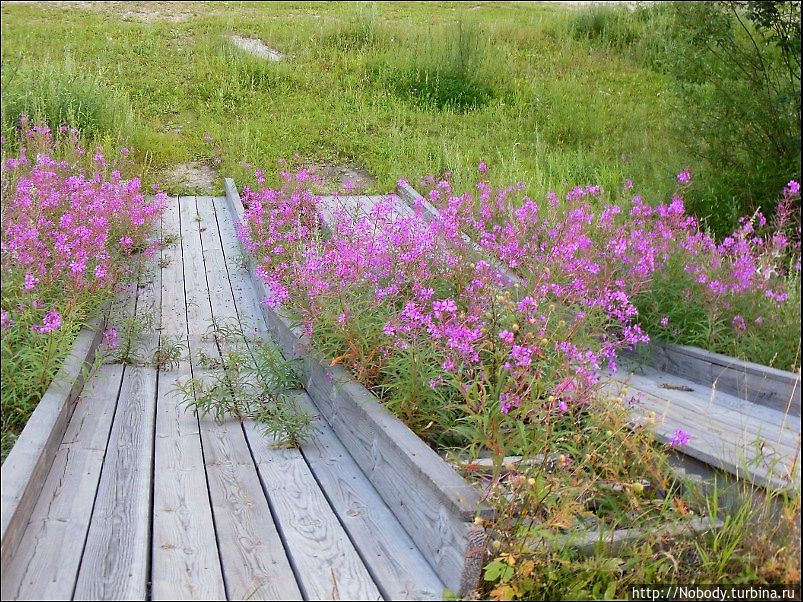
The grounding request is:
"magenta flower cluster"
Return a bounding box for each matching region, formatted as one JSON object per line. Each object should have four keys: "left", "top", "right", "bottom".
{"left": 239, "top": 165, "right": 800, "bottom": 418}
{"left": 1, "top": 119, "right": 165, "bottom": 334}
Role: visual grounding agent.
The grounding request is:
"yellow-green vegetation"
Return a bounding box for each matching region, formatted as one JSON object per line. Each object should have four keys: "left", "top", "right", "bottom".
{"left": 1, "top": 1, "right": 685, "bottom": 198}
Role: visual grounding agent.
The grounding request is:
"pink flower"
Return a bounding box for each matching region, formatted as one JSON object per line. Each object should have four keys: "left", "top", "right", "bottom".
{"left": 102, "top": 327, "right": 119, "bottom": 349}
{"left": 32, "top": 309, "right": 62, "bottom": 334}
{"left": 477, "top": 162, "right": 488, "bottom": 174}
{"left": 23, "top": 273, "right": 39, "bottom": 290}
{"left": 1, "top": 310, "right": 13, "bottom": 330}
{"left": 677, "top": 170, "right": 692, "bottom": 184}
{"left": 668, "top": 428, "right": 691, "bottom": 447}
{"left": 499, "top": 330, "right": 514, "bottom": 344}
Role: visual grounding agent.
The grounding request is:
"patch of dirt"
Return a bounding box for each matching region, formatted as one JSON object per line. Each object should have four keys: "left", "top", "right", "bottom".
{"left": 307, "top": 161, "right": 377, "bottom": 194}
{"left": 229, "top": 35, "right": 284, "bottom": 61}
{"left": 161, "top": 162, "right": 217, "bottom": 194}
{"left": 2, "top": 1, "right": 201, "bottom": 22}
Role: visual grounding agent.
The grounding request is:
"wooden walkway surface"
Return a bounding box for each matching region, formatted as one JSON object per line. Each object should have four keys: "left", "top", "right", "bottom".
{"left": 1, "top": 196, "right": 445, "bottom": 601}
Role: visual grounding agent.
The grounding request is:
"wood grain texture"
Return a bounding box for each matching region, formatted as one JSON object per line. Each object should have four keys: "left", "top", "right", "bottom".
{"left": 0, "top": 366, "right": 124, "bottom": 601}
{"left": 199, "top": 417, "right": 303, "bottom": 601}
{"left": 185, "top": 195, "right": 302, "bottom": 602}
{"left": 649, "top": 343, "right": 801, "bottom": 415}
{"left": 610, "top": 368, "right": 799, "bottom": 447}
{"left": 0, "top": 314, "right": 106, "bottom": 569}
{"left": 602, "top": 378, "right": 801, "bottom": 490}
{"left": 152, "top": 196, "right": 226, "bottom": 601}
{"left": 293, "top": 393, "right": 447, "bottom": 601}
{"left": 74, "top": 365, "right": 158, "bottom": 601}
{"left": 244, "top": 420, "right": 382, "bottom": 601}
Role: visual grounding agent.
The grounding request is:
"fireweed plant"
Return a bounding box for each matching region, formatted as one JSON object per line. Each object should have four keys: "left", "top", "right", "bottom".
{"left": 239, "top": 165, "right": 801, "bottom": 596}
{"left": 0, "top": 119, "right": 165, "bottom": 460}
{"left": 238, "top": 166, "right": 800, "bottom": 452}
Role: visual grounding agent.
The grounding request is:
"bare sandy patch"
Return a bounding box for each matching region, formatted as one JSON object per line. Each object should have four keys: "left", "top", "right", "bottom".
{"left": 307, "top": 161, "right": 377, "bottom": 194}
{"left": 162, "top": 162, "right": 217, "bottom": 193}
{"left": 229, "top": 35, "right": 284, "bottom": 61}
{"left": 1, "top": 1, "right": 206, "bottom": 22}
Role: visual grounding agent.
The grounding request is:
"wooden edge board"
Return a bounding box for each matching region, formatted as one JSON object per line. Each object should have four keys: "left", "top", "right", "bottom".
{"left": 223, "top": 180, "right": 487, "bottom": 596}
{"left": 0, "top": 310, "right": 107, "bottom": 569}
{"left": 548, "top": 516, "right": 724, "bottom": 556}
{"left": 657, "top": 342, "right": 801, "bottom": 414}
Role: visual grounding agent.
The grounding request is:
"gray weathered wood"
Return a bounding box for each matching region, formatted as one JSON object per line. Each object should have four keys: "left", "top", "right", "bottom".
{"left": 601, "top": 378, "right": 801, "bottom": 490}
{"left": 649, "top": 342, "right": 801, "bottom": 415}
{"left": 224, "top": 181, "right": 484, "bottom": 595}
{"left": 553, "top": 516, "right": 724, "bottom": 555}
{"left": 185, "top": 195, "right": 303, "bottom": 602}
{"left": 0, "top": 365, "right": 125, "bottom": 601}
{"left": 152, "top": 196, "right": 226, "bottom": 601}
{"left": 73, "top": 365, "right": 158, "bottom": 600}
{"left": 293, "top": 393, "right": 447, "bottom": 601}
{"left": 0, "top": 313, "right": 106, "bottom": 570}
{"left": 244, "top": 420, "right": 382, "bottom": 601}
{"left": 609, "top": 367, "right": 799, "bottom": 449}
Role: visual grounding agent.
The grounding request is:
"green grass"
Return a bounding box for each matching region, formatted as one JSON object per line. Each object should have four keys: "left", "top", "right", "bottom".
{"left": 1, "top": 1, "right": 685, "bottom": 198}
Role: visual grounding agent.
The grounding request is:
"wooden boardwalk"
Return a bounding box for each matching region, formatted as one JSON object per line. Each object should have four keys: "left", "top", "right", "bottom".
{"left": 1, "top": 196, "right": 445, "bottom": 601}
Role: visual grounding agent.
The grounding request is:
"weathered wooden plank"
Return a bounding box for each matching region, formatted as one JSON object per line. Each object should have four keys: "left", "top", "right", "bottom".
{"left": 152, "top": 196, "right": 226, "bottom": 601}
{"left": 0, "top": 366, "right": 124, "bottom": 601}
{"left": 180, "top": 197, "right": 217, "bottom": 356}
{"left": 554, "top": 516, "right": 723, "bottom": 556}
{"left": 152, "top": 391, "right": 226, "bottom": 601}
{"left": 602, "top": 379, "right": 800, "bottom": 489}
{"left": 0, "top": 314, "right": 106, "bottom": 570}
{"left": 74, "top": 365, "right": 158, "bottom": 601}
{"left": 610, "top": 370, "right": 799, "bottom": 448}
{"left": 293, "top": 393, "right": 447, "bottom": 601}
{"left": 244, "top": 420, "right": 382, "bottom": 601}
{"left": 640, "top": 342, "right": 800, "bottom": 415}
{"left": 185, "top": 195, "right": 302, "bottom": 602}
{"left": 199, "top": 416, "right": 303, "bottom": 601}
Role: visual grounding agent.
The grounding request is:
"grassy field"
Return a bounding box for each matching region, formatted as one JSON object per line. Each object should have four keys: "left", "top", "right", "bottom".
{"left": 1, "top": 1, "right": 686, "bottom": 199}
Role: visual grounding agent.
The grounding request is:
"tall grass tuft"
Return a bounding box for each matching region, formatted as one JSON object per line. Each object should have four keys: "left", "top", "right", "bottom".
{"left": 1, "top": 57, "right": 135, "bottom": 144}
{"left": 374, "top": 18, "right": 498, "bottom": 113}
{"left": 324, "top": 2, "right": 384, "bottom": 51}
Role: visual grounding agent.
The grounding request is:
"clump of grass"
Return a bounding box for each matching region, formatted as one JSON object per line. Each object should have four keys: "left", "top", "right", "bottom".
{"left": 324, "top": 2, "right": 384, "bottom": 51}
{"left": 1, "top": 56, "right": 135, "bottom": 144}
{"left": 174, "top": 320, "right": 315, "bottom": 448}
{"left": 374, "top": 18, "right": 498, "bottom": 113}
{"left": 569, "top": 3, "right": 639, "bottom": 50}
